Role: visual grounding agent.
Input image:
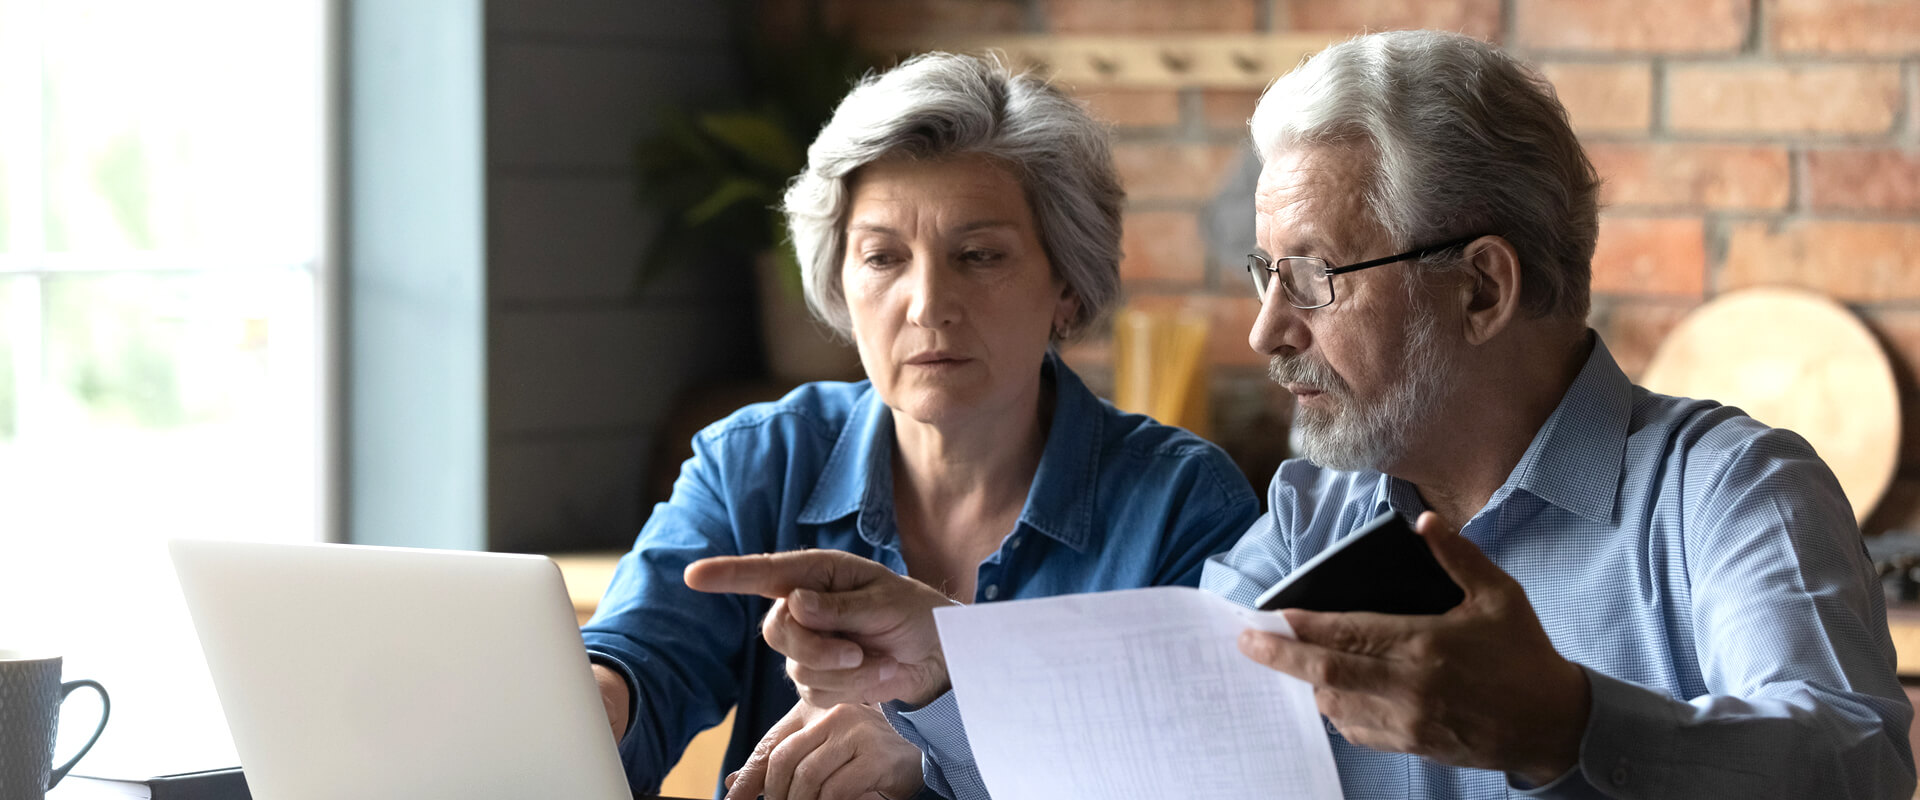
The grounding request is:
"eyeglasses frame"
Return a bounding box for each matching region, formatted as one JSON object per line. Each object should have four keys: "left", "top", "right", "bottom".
{"left": 1247, "top": 234, "right": 1486, "bottom": 309}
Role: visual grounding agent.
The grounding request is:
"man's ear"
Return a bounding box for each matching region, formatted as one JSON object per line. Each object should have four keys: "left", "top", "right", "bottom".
{"left": 1457, "top": 235, "right": 1522, "bottom": 346}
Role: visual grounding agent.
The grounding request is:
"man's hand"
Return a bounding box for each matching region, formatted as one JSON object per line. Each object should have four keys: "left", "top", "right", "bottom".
{"left": 1237, "top": 511, "right": 1591, "bottom": 786}
{"left": 684, "top": 550, "right": 957, "bottom": 708}
{"left": 591, "top": 663, "right": 630, "bottom": 743}
{"left": 724, "top": 700, "right": 925, "bottom": 800}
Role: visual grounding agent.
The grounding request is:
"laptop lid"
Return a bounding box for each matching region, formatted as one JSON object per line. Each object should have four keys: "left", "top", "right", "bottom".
{"left": 168, "top": 540, "right": 631, "bottom": 800}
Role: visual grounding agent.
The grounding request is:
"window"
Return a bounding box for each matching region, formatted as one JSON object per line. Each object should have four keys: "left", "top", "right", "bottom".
{"left": 0, "top": 0, "right": 329, "bottom": 768}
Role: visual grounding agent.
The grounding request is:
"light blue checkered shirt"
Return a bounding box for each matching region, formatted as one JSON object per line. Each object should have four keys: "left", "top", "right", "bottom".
{"left": 886, "top": 335, "right": 1915, "bottom": 799}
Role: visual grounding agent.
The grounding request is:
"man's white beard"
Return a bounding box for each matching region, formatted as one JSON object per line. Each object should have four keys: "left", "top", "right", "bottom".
{"left": 1269, "top": 300, "right": 1454, "bottom": 472}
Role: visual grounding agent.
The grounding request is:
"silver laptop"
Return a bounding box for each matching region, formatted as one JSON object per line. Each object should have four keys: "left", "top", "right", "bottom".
{"left": 169, "top": 540, "right": 631, "bottom": 800}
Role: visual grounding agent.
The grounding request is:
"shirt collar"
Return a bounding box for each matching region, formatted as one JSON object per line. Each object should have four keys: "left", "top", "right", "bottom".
{"left": 1377, "top": 332, "right": 1630, "bottom": 526}
{"left": 795, "top": 379, "right": 892, "bottom": 541}
{"left": 1380, "top": 472, "right": 1419, "bottom": 518}
{"left": 795, "top": 351, "right": 1103, "bottom": 553}
{"left": 1499, "top": 332, "right": 1632, "bottom": 524}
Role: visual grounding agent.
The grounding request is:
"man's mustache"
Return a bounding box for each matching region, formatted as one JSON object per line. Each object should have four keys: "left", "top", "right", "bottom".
{"left": 1268, "top": 354, "right": 1345, "bottom": 396}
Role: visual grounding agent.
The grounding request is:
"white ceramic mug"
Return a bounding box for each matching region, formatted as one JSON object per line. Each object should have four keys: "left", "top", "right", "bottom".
{"left": 0, "top": 651, "right": 110, "bottom": 800}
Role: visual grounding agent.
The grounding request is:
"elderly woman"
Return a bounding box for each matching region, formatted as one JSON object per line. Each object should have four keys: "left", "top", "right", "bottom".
{"left": 582, "top": 51, "right": 1258, "bottom": 800}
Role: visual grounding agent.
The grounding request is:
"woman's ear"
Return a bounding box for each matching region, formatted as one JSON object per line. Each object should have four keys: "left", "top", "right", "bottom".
{"left": 1458, "top": 236, "right": 1522, "bottom": 346}
{"left": 1053, "top": 284, "right": 1082, "bottom": 339}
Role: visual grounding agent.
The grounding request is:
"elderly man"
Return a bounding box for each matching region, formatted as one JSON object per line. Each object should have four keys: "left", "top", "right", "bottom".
{"left": 689, "top": 30, "right": 1915, "bottom": 799}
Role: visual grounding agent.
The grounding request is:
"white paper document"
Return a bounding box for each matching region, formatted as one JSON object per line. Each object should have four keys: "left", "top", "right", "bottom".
{"left": 933, "top": 586, "right": 1344, "bottom": 799}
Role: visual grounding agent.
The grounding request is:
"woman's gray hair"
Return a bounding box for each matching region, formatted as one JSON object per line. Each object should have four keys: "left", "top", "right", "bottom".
{"left": 782, "top": 52, "right": 1124, "bottom": 341}
{"left": 1250, "top": 30, "right": 1599, "bottom": 321}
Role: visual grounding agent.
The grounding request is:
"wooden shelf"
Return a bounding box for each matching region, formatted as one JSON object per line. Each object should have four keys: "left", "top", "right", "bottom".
{"left": 870, "top": 33, "right": 1337, "bottom": 89}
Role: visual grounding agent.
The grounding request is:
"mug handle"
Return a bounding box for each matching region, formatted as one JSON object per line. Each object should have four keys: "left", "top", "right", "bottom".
{"left": 46, "top": 679, "right": 111, "bottom": 790}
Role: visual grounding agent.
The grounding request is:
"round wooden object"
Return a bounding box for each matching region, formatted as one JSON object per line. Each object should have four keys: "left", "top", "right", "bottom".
{"left": 1639, "top": 287, "right": 1899, "bottom": 524}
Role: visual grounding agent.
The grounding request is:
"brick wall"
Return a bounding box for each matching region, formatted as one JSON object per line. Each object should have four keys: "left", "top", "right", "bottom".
{"left": 772, "top": 0, "right": 1920, "bottom": 532}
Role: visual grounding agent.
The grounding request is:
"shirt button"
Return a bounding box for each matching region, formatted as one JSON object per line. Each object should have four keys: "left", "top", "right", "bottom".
{"left": 1009, "top": 536, "right": 1023, "bottom": 549}
{"left": 983, "top": 584, "right": 1000, "bottom": 600}
{"left": 1610, "top": 758, "right": 1629, "bottom": 787}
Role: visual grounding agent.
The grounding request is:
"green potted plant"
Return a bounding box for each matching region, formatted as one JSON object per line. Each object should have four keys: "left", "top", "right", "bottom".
{"left": 635, "top": 12, "right": 879, "bottom": 382}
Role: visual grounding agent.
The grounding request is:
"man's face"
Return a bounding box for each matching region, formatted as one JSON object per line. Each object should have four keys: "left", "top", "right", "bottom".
{"left": 1251, "top": 147, "right": 1459, "bottom": 473}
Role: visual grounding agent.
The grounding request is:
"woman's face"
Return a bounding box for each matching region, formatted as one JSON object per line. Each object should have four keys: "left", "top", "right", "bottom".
{"left": 841, "top": 154, "right": 1077, "bottom": 430}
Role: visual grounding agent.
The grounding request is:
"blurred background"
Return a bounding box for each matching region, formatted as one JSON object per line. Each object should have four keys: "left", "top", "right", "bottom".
{"left": 4, "top": 0, "right": 1919, "bottom": 789}
{"left": 469, "top": 0, "right": 1920, "bottom": 553}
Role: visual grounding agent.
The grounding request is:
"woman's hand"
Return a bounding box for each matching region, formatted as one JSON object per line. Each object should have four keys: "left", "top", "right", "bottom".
{"left": 591, "top": 663, "right": 630, "bottom": 742}
{"left": 685, "top": 550, "right": 956, "bottom": 708}
{"left": 724, "top": 700, "right": 924, "bottom": 800}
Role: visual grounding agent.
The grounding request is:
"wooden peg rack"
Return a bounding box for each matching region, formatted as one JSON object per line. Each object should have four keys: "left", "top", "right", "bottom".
{"left": 872, "top": 34, "right": 1336, "bottom": 89}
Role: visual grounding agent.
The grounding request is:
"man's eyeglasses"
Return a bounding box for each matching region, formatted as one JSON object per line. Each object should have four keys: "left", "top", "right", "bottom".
{"left": 1246, "top": 235, "right": 1483, "bottom": 309}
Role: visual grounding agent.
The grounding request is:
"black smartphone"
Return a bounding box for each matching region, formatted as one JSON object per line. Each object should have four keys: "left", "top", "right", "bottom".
{"left": 1255, "top": 510, "right": 1464, "bottom": 615}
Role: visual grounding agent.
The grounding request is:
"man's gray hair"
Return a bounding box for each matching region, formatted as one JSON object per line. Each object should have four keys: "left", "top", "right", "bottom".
{"left": 1251, "top": 30, "right": 1599, "bottom": 320}
{"left": 783, "top": 52, "right": 1124, "bottom": 340}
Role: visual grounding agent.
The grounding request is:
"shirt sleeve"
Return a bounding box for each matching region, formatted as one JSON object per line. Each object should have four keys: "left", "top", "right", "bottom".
{"left": 883, "top": 691, "right": 988, "bottom": 800}
{"left": 579, "top": 428, "right": 755, "bottom": 792}
{"left": 1199, "top": 512, "right": 1289, "bottom": 607}
{"left": 1525, "top": 431, "right": 1915, "bottom": 799}
{"left": 1149, "top": 445, "right": 1263, "bottom": 589}
{"left": 1200, "top": 461, "right": 1307, "bottom": 606}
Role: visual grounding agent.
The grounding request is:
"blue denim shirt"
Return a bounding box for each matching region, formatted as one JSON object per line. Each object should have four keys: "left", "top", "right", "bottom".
{"left": 580, "top": 353, "right": 1258, "bottom": 795}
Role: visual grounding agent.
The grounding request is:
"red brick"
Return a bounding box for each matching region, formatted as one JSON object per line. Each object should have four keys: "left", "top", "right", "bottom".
{"left": 1586, "top": 143, "right": 1790, "bottom": 211}
{"left": 1515, "top": 0, "right": 1748, "bottom": 52}
{"left": 1078, "top": 89, "right": 1181, "bottom": 128}
{"left": 823, "top": 0, "right": 1025, "bottom": 37}
{"left": 1201, "top": 90, "right": 1261, "bottom": 132}
{"left": 1281, "top": 0, "right": 1504, "bottom": 42}
{"left": 1806, "top": 150, "right": 1920, "bottom": 214}
{"left": 1113, "top": 142, "right": 1248, "bottom": 202}
{"left": 1722, "top": 221, "right": 1920, "bottom": 301}
{"left": 1771, "top": 0, "right": 1920, "bottom": 55}
{"left": 1120, "top": 211, "right": 1205, "bottom": 283}
{"left": 1041, "top": 0, "right": 1256, "bottom": 33}
{"left": 1590, "top": 216, "right": 1707, "bottom": 297}
{"left": 1539, "top": 62, "right": 1653, "bottom": 134}
{"left": 1911, "top": 63, "right": 1920, "bottom": 139}
{"left": 1587, "top": 298, "right": 1698, "bottom": 381}
{"left": 1668, "top": 65, "right": 1903, "bottom": 135}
